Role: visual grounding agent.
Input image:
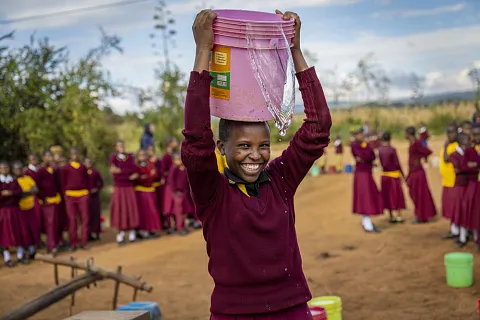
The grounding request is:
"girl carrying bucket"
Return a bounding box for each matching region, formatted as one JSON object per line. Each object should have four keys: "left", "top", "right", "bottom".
{"left": 183, "top": 9, "right": 331, "bottom": 319}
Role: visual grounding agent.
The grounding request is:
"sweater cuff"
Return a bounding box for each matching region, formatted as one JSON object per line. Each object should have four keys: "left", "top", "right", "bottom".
{"left": 296, "top": 67, "right": 318, "bottom": 83}
{"left": 188, "top": 71, "right": 213, "bottom": 91}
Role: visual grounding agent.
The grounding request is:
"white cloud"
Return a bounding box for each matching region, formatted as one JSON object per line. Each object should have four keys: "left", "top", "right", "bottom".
{"left": 372, "top": 3, "right": 467, "bottom": 18}
{"left": 304, "top": 24, "right": 480, "bottom": 98}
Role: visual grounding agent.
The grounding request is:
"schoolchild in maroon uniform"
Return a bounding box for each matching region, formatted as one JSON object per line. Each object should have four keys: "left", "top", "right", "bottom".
{"left": 13, "top": 161, "right": 40, "bottom": 263}
{"left": 167, "top": 153, "right": 194, "bottom": 235}
{"left": 110, "top": 140, "right": 140, "bottom": 245}
{"left": 161, "top": 137, "right": 178, "bottom": 231}
{"left": 378, "top": 132, "right": 406, "bottom": 223}
{"left": 183, "top": 10, "right": 331, "bottom": 319}
{"left": 61, "top": 148, "right": 90, "bottom": 250}
{"left": 419, "top": 123, "right": 429, "bottom": 147}
{"left": 146, "top": 145, "right": 164, "bottom": 228}
{"left": 351, "top": 128, "right": 383, "bottom": 233}
{"left": 404, "top": 126, "right": 437, "bottom": 223}
{"left": 55, "top": 154, "right": 69, "bottom": 248}
{"left": 334, "top": 135, "right": 343, "bottom": 173}
{"left": 135, "top": 149, "right": 162, "bottom": 238}
{"left": 37, "top": 151, "right": 62, "bottom": 253}
{"left": 449, "top": 133, "right": 479, "bottom": 247}
{"left": 24, "top": 154, "right": 44, "bottom": 241}
{"left": 0, "top": 161, "right": 23, "bottom": 267}
{"left": 84, "top": 157, "right": 104, "bottom": 241}
{"left": 472, "top": 125, "right": 480, "bottom": 251}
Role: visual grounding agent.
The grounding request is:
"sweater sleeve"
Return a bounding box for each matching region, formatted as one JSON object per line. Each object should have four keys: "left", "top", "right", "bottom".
{"left": 182, "top": 71, "right": 222, "bottom": 209}
{"left": 267, "top": 67, "right": 332, "bottom": 195}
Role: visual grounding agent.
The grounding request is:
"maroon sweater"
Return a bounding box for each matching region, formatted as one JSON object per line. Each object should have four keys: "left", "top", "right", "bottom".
{"left": 181, "top": 68, "right": 331, "bottom": 315}
{"left": 110, "top": 153, "right": 137, "bottom": 187}
{"left": 169, "top": 165, "right": 189, "bottom": 193}
{"left": 351, "top": 141, "right": 375, "bottom": 172}
{"left": 408, "top": 140, "right": 432, "bottom": 173}
{"left": 88, "top": 169, "right": 104, "bottom": 193}
{"left": 37, "top": 166, "right": 60, "bottom": 200}
{"left": 61, "top": 162, "right": 90, "bottom": 193}
{"left": 450, "top": 148, "right": 479, "bottom": 187}
{"left": 378, "top": 145, "right": 404, "bottom": 175}
{"left": 0, "top": 180, "right": 22, "bottom": 208}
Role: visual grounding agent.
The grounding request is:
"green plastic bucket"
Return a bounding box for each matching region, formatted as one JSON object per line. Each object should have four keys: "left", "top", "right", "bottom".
{"left": 308, "top": 296, "right": 342, "bottom": 320}
{"left": 444, "top": 252, "right": 474, "bottom": 288}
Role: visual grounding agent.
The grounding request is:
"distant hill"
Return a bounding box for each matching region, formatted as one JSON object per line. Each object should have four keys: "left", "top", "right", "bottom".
{"left": 293, "top": 90, "right": 476, "bottom": 113}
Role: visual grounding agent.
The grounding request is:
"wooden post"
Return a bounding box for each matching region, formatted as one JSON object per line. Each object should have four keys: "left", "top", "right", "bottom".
{"left": 112, "top": 266, "right": 122, "bottom": 310}
{"left": 53, "top": 264, "right": 59, "bottom": 285}
{"left": 0, "top": 273, "right": 103, "bottom": 320}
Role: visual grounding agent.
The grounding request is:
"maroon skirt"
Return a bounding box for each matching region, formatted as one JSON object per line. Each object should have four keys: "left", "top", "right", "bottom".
{"left": 381, "top": 176, "right": 406, "bottom": 211}
{"left": 183, "top": 190, "right": 195, "bottom": 215}
{"left": 18, "top": 207, "right": 41, "bottom": 246}
{"left": 406, "top": 170, "right": 437, "bottom": 221}
{"left": 89, "top": 193, "right": 102, "bottom": 234}
{"left": 33, "top": 197, "right": 44, "bottom": 234}
{"left": 457, "top": 181, "right": 479, "bottom": 230}
{"left": 441, "top": 186, "right": 455, "bottom": 220}
{"left": 135, "top": 190, "right": 162, "bottom": 232}
{"left": 210, "top": 303, "right": 313, "bottom": 320}
{"left": 352, "top": 171, "right": 383, "bottom": 216}
{"left": 58, "top": 199, "right": 68, "bottom": 232}
{"left": 110, "top": 186, "right": 140, "bottom": 231}
{"left": 161, "top": 184, "right": 174, "bottom": 213}
{"left": 0, "top": 207, "right": 22, "bottom": 247}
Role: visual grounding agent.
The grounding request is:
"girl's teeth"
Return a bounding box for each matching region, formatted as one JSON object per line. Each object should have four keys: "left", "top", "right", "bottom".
{"left": 242, "top": 164, "right": 260, "bottom": 171}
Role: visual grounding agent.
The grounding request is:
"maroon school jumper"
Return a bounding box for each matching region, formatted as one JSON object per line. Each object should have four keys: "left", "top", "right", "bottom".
{"left": 168, "top": 165, "right": 194, "bottom": 231}
{"left": 25, "top": 167, "right": 43, "bottom": 232}
{"left": 110, "top": 153, "right": 140, "bottom": 231}
{"left": 406, "top": 140, "right": 437, "bottom": 221}
{"left": 37, "top": 166, "right": 61, "bottom": 250}
{"left": 87, "top": 168, "right": 104, "bottom": 235}
{"left": 135, "top": 162, "right": 162, "bottom": 232}
{"left": 351, "top": 141, "right": 383, "bottom": 216}
{"left": 61, "top": 162, "right": 90, "bottom": 247}
{"left": 449, "top": 148, "right": 479, "bottom": 230}
{"left": 181, "top": 67, "right": 331, "bottom": 317}
{"left": 378, "top": 145, "right": 406, "bottom": 211}
{"left": 0, "top": 180, "right": 22, "bottom": 248}
{"left": 161, "top": 153, "right": 174, "bottom": 214}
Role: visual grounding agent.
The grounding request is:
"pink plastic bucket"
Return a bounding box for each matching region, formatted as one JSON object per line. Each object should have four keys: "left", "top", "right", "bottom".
{"left": 310, "top": 306, "right": 327, "bottom": 320}
{"left": 209, "top": 10, "right": 293, "bottom": 121}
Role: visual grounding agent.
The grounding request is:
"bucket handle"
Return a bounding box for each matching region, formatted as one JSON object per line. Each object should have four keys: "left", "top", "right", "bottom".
{"left": 270, "top": 39, "right": 286, "bottom": 78}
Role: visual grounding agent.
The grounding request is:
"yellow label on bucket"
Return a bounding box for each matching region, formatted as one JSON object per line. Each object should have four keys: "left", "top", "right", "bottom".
{"left": 210, "top": 46, "right": 230, "bottom": 101}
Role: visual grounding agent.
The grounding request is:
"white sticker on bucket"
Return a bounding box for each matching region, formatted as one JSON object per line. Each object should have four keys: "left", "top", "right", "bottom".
{"left": 210, "top": 46, "right": 231, "bottom": 101}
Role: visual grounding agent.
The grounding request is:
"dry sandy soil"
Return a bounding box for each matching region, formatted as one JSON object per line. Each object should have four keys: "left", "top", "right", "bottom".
{"left": 1, "top": 137, "right": 479, "bottom": 320}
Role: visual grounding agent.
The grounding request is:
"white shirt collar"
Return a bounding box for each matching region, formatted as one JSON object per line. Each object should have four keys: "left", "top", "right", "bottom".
{"left": 28, "top": 164, "right": 37, "bottom": 172}
{"left": 0, "top": 174, "right": 13, "bottom": 183}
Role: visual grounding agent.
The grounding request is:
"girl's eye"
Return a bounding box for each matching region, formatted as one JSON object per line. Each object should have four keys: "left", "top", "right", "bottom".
{"left": 238, "top": 144, "right": 249, "bottom": 148}
{"left": 261, "top": 144, "right": 270, "bottom": 148}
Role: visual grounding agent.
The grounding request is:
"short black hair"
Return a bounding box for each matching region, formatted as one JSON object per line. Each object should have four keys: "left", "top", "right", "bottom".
{"left": 218, "top": 118, "right": 269, "bottom": 142}
{"left": 405, "top": 126, "right": 416, "bottom": 136}
{"left": 164, "top": 137, "right": 177, "bottom": 147}
{"left": 457, "top": 132, "right": 470, "bottom": 142}
{"left": 0, "top": 160, "right": 8, "bottom": 166}
{"left": 460, "top": 120, "right": 473, "bottom": 127}
{"left": 43, "top": 150, "right": 52, "bottom": 156}
{"left": 446, "top": 123, "right": 458, "bottom": 132}
{"left": 12, "top": 160, "right": 23, "bottom": 168}
{"left": 382, "top": 131, "right": 391, "bottom": 142}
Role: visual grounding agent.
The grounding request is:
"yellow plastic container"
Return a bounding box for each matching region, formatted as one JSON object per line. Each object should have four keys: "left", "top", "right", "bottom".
{"left": 308, "top": 296, "right": 342, "bottom": 320}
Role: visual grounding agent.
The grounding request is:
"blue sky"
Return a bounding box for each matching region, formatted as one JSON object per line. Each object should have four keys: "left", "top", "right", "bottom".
{"left": 0, "top": 0, "right": 479, "bottom": 113}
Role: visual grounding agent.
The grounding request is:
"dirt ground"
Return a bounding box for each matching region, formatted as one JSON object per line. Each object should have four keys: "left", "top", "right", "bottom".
{"left": 1, "top": 137, "right": 480, "bottom": 320}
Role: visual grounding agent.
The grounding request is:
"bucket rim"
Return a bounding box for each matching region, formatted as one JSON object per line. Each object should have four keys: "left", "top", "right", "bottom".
{"left": 213, "top": 29, "right": 295, "bottom": 38}
{"left": 214, "top": 9, "right": 295, "bottom": 24}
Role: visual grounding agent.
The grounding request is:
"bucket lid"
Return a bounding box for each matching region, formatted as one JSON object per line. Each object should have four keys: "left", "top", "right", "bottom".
{"left": 444, "top": 252, "right": 473, "bottom": 264}
{"left": 308, "top": 296, "right": 342, "bottom": 313}
{"left": 214, "top": 9, "right": 294, "bottom": 24}
{"left": 213, "top": 23, "right": 295, "bottom": 33}
{"left": 213, "top": 28, "right": 295, "bottom": 38}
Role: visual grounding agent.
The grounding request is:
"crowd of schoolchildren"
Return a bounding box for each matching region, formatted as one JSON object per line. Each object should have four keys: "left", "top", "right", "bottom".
{"left": 341, "top": 116, "right": 480, "bottom": 252}
{"left": 0, "top": 136, "right": 200, "bottom": 268}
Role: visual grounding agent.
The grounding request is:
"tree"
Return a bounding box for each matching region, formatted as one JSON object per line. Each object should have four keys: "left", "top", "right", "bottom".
{"left": 409, "top": 72, "right": 424, "bottom": 104}
{"left": 373, "top": 70, "right": 391, "bottom": 104}
{"left": 356, "top": 52, "right": 378, "bottom": 103}
{"left": 468, "top": 67, "right": 480, "bottom": 106}
{"left": 0, "top": 29, "right": 121, "bottom": 162}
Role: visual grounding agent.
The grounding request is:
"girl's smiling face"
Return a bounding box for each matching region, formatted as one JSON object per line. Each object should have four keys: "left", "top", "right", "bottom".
{"left": 218, "top": 122, "right": 271, "bottom": 183}
{"left": 0, "top": 163, "right": 9, "bottom": 176}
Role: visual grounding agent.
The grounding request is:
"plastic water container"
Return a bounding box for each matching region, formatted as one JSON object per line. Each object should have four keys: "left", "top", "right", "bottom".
{"left": 308, "top": 296, "right": 342, "bottom": 320}
{"left": 344, "top": 164, "right": 353, "bottom": 174}
{"left": 444, "top": 252, "right": 474, "bottom": 288}
{"left": 310, "top": 165, "right": 320, "bottom": 177}
{"left": 209, "top": 9, "right": 294, "bottom": 122}
{"left": 310, "top": 306, "right": 327, "bottom": 320}
{"left": 116, "top": 302, "right": 162, "bottom": 320}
